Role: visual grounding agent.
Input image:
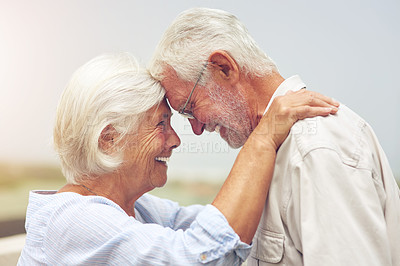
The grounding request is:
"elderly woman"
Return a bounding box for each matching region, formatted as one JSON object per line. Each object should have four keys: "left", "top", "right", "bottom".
{"left": 18, "top": 52, "right": 338, "bottom": 265}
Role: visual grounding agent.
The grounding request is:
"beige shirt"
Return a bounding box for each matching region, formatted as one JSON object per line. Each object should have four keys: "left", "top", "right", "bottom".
{"left": 248, "top": 76, "right": 400, "bottom": 266}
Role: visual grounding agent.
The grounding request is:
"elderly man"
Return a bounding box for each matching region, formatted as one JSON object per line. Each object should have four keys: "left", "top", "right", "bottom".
{"left": 149, "top": 7, "right": 400, "bottom": 266}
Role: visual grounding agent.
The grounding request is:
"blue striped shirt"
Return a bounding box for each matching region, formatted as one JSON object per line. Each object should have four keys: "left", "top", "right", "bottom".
{"left": 18, "top": 191, "right": 251, "bottom": 265}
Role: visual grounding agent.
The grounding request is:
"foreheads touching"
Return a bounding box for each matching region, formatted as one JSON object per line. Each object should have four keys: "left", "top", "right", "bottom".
{"left": 148, "top": 7, "right": 278, "bottom": 86}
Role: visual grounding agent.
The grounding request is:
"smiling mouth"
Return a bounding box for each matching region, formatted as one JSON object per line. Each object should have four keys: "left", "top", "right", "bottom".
{"left": 155, "top": 157, "right": 170, "bottom": 164}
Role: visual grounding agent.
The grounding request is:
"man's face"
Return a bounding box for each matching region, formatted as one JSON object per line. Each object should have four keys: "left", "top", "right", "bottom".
{"left": 161, "top": 67, "right": 253, "bottom": 148}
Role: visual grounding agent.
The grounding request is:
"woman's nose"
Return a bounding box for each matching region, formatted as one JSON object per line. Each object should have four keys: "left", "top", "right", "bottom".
{"left": 167, "top": 127, "right": 181, "bottom": 150}
{"left": 188, "top": 118, "right": 205, "bottom": 135}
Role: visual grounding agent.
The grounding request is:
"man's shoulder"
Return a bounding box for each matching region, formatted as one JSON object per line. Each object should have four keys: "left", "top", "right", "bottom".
{"left": 279, "top": 104, "right": 367, "bottom": 164}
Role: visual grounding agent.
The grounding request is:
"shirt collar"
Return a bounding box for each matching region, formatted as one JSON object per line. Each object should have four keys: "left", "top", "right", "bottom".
{"left": 263, "top": 75, "right": 306, "bottom": 115}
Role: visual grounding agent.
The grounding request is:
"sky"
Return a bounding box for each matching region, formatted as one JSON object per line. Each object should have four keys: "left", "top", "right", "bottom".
{"left": 0, "top": 0, "right": 399, "bottom": 181}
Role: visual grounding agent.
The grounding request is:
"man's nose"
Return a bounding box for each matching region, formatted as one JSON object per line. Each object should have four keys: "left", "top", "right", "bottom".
{"left": 189, "top": 118, "right": 205, "bottom": 135}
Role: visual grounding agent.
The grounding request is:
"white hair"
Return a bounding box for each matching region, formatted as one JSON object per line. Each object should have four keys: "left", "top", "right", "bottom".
{"left": 149, "top": 7, "right": 278, "bottom": 84}
{"left": 53, "top": 52, "right": 165, "bottom": 184}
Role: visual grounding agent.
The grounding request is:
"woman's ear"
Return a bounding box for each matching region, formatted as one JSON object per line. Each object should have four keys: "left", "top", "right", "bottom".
{"left": 98, "top": 125, "right": 118, "bottom": 154}
{"left": 208, "top": 50, "right": 240, "bottom": 85}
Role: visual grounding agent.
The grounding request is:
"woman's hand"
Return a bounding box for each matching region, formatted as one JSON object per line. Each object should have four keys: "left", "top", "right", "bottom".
{"left": 253, "top": 89, "right": 340, "bottom": 150}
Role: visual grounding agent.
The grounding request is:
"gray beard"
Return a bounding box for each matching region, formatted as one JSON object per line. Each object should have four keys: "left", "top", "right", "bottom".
{"left": 206, "top": 82, "right": 252, "bottom": 148}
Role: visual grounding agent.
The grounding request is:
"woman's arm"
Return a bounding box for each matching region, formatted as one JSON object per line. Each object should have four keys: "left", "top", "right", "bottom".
{"left": 135, "top": 193, "right": 205, "bottom": 230}
{"left": 212, "top": 89, "right": 339, "bottom": 244}
{"left": 39, "top": 196, "right": 250, "bottom": 265}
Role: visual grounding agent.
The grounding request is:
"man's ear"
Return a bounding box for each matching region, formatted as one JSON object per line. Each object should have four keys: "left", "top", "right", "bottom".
{"left": 208, "top": 50, "right": 240, "bottom": 85}
{"left": 98, "top": 124, "right": 119, "bottom": 154}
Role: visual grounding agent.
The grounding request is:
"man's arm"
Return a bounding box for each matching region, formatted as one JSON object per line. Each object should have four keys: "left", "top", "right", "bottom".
{"left": 287, "top": 148, "right": 391, "bottom": 266}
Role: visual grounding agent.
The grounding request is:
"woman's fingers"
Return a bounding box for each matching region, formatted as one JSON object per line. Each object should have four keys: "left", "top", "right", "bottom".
{"left": 295, "top": 106, "right": 333, "bottom": 120}
{"left": 253, "top": 89, "right": 339, "bottom": 150}
{"left": 310, "top": 90, "right": 340, "bottom": 108}
{"left": 287, "top": 89, "right": 340, "bottom": 109}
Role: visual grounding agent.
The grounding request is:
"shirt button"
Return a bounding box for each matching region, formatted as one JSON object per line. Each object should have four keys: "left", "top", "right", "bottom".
{"left": 200, "top": 253, "right": 207, "bottom": 261}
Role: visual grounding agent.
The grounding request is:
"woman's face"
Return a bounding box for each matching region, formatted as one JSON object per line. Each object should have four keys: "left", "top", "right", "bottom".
{"left": 121, "top": 99, "right": 180, "bottom": 190}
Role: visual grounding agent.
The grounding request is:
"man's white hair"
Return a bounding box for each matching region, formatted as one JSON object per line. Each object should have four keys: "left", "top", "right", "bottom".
{"left": 54, "top": 52, "right": 164, "bottom": 184}
{"left": 149, "top": 7, "right": 278, "bottom": 84}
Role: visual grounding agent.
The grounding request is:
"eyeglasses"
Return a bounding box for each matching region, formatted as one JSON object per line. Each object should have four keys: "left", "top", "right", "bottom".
{"left": 178, "top": 62, "right": 209, "bottom": 119}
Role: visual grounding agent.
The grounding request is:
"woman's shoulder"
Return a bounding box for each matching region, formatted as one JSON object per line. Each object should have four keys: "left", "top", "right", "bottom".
{"left": 29, "top": 190, "right": 125, "bottom": 214}
{"left": 27, "top": 191, "right": 131, "bottom": 235}
{"left": 52, "top": 192, "right": 129, "bottom": 223}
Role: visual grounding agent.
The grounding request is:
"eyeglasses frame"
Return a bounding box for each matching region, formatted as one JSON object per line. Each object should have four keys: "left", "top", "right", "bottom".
{"left": 178, "top": 61, "right": 209, "bottom": 119}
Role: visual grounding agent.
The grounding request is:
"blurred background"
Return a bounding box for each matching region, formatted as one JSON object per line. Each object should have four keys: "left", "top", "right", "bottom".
{"left": 0, "top": 0, "right": 399, "bottom": 238}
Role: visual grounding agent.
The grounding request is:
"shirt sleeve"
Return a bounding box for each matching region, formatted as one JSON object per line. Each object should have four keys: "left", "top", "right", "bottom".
{"left": 135, "top": 193, "right": 205, "bottom": 231}
{"left": 286, "top": 148, "right": 392, "bottom": 266}
{"left": 44, "top": 197, "right": 251, "bottom": 265}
